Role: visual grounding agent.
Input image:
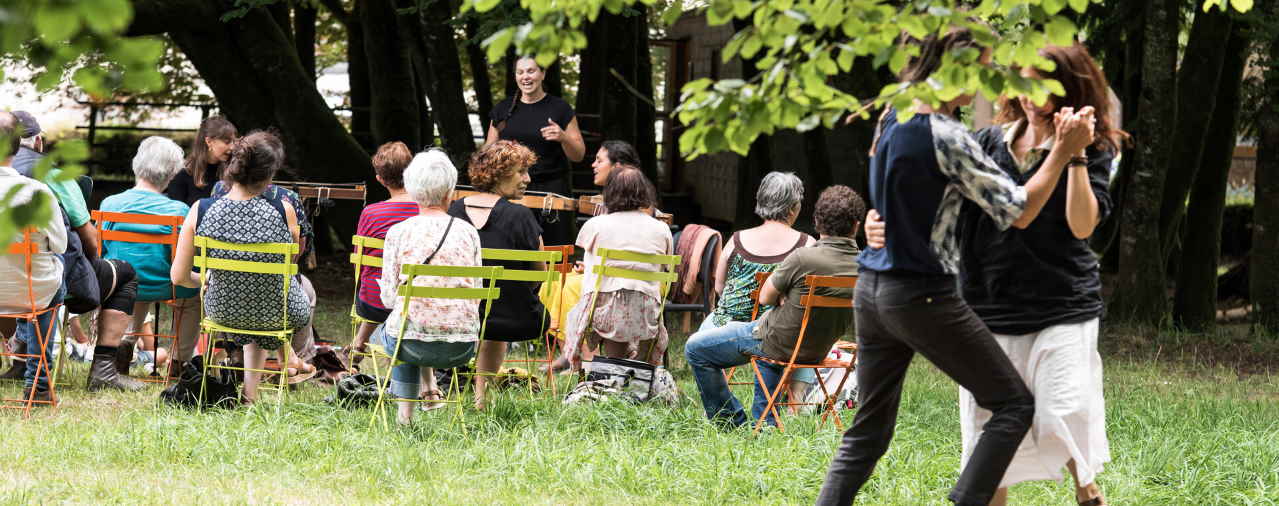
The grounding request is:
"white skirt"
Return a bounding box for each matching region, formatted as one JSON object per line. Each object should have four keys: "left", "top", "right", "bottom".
{"left": 959, "top": 318, "right": 1110, "bottom": 488}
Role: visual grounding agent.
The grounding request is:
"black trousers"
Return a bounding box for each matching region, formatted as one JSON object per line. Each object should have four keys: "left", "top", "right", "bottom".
{"left": 817, "top": 270, "right": 1033, "bottom": 506}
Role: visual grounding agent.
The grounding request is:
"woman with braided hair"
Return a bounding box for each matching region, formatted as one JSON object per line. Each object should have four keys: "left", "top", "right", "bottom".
{"left": 485, "top": 56, "right": 585, "bottom": 246}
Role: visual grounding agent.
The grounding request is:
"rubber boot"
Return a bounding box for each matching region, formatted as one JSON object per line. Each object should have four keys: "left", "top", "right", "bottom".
{"left": 87, "top": 353, "right": 144, "bottom": 392}
{"left": 115, "top": 339, "right": 136, "bottom": 375}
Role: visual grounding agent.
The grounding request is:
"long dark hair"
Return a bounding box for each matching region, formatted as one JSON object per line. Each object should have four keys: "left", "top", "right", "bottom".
{"left": 494, "top": 56, "right": 543, "bottom": 132}
{"left": 899, "top": 27, "right": 982, "bottom": 83}
{"left": 185, "top": 116, "right": 237, "bottom": 188}
{"left": 995, "top": 42, "right": 1130, "bottom": 153}
{"left": 599, "top": 140, "right": 640, "bottom": 167}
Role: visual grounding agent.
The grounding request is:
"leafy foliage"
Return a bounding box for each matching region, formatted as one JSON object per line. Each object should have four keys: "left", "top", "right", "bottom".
{"left": 465, "top": 0, "right": 1254, "bottom": 159}
{"left": 1, "top": 0, "right": 164, "bottom": 243}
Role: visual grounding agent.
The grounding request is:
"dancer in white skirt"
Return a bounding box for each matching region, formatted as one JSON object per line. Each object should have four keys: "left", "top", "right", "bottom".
{"left": 865, "top": 41, "right": 1124, "bottom": 506}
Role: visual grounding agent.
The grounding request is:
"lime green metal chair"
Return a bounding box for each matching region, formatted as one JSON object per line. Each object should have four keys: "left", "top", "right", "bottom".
{"left": 193, "top": 236, "right": 301, "bottom": 407}
{"left": 580, "top": 248, "right": 681, "bottom": 365}
{"left": 368, "top": 263, "right": 503, "bottom": 429}
{"left": 470, "top": 247, "right": 563, "bottom": 397}
{"left": 348, "top": 234, "right": 385, "bottom": 366}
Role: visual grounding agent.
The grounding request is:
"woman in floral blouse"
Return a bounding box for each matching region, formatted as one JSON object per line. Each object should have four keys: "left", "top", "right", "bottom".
{"left": 372, "top": 149, "right": 482, "bottom": 425}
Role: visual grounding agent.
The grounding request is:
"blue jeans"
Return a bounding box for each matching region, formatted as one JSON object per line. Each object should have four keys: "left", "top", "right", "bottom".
{"left": 685, "top": 320, "right": 797, "bottom": 427}
{"left": 371, "top": 324, "right": 475, "bottom": 400}
{"left": 15, "top": 282, "right": 65, "bottom": 390}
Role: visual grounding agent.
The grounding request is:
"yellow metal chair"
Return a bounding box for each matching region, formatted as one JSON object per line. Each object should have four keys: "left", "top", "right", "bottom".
{"left": 470, "top": 247, "right": 563, "bottom": 397}
{"left": 580, "top": 248, "right": 681, "bottom": 365}
{"left": 348, "top": 234, "right": 385, "bottom": 366}
{"left": 193, "top": 236, "right": 301, "bottom": 407}
{"left": 367, "top": 264, "right": 503, "bottom": 429}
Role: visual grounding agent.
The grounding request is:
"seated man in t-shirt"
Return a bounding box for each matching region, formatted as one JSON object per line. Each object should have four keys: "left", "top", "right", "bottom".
{"left": 686, "top": 185, "right": 863, "bottom": 428}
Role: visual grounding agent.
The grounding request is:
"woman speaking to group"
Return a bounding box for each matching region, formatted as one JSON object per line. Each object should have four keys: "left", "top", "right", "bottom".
{"left": 485, "top": 56, "right": 585, "bottom": 246}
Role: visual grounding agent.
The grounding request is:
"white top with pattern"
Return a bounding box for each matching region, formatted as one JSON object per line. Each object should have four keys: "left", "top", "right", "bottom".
{"left": 379, "top": 214, "right": 484, "bottom": 343}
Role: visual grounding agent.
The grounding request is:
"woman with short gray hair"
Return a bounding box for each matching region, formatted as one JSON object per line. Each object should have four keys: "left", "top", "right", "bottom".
{"left": 372, "top": 149, "right": 483, "bottom": 424}
{"left": 99, "top": 136, "right": 200, "bottom": 378}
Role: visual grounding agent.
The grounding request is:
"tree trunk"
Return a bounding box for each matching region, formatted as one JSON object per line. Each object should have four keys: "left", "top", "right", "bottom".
{"left": 465, "top": 18, "right": 494, "bottom": 130}
{"left": 1173, "top": 28, "right": 1247, "bottom": 331}
{"left": 545, "top": 60, "right": 564, "bottom": 98}
{"left": 346, "top": 7, "right": 374, "bottom": 150}
{"left": 294, "top": 3, "right": 317, "bottom": 80}
{"left": 634, "top": 11, "right": 658, "bottom": 184}
{"left": 1253, "top": 5, "right": 1279, "bottom": 335}
{"left": 1094, "top": 7, "right": 1146, "bottom": 273}
{"left": 413, "top": 0, "right": 477, "bottom": 163}
{"left": 361, "top": 0, "right": 422, "bottom": 149}
{"left": 1158, "top": 9, "right": 1232, "bottom": 261}
{"left": 1110, "top": 0, "right": 1178, "bottom": 325}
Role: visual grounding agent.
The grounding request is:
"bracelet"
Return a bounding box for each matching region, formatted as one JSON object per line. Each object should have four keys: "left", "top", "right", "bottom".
{"left": 1068, "top": 156, "right": 1088, "bottom": 167}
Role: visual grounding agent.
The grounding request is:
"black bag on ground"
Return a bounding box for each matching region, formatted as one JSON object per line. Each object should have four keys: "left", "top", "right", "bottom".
{"left": 159, "top": 358, "right": 241, "bottom": 409}
{"left": 324, "top": 373, "right": 380, "bottom": 408}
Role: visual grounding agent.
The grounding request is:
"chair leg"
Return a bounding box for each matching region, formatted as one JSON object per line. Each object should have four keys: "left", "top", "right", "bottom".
{"left": 198, "top": 331, "right": 213, "bottom": 412}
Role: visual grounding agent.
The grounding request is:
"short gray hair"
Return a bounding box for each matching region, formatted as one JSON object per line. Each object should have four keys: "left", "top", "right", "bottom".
{"left": 132, "top": 136, "right": 185, "bottom": 187}
{"left": 754, "top": 171, "right": 804, "bottom": 221}
{"left": 404, "top": 149, "right": 458, "bottom": 207}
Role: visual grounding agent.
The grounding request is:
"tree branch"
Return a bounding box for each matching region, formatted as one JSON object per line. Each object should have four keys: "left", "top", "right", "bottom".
{"left": 317, "top": 0, "right": 351, "bottom": 27}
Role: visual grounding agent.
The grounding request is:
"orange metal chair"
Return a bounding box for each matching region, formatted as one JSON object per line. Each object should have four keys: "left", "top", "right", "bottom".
{"left": 749, "top": 274, "right": 858, "bottom": 434}
{"left": 1, "top": 229, "right": 64, "bottom": 416}
{"left": 498, "top": 244, "right": 574, "bottom": 396}
{"left": 92, "top": 210, "right": 188, "bottom": 384}
{"left": 722, "top": 271, "right": 773, "bottom": 385}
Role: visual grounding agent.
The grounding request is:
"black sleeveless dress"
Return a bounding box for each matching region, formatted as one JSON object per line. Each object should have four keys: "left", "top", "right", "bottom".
{"left": 447, "top": 197, "right": 549, "bottom": 341}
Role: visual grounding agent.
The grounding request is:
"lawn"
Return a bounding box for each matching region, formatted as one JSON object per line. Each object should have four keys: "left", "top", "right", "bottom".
{"left": 1, "top": 265, "right": 1277, "bottom": 504}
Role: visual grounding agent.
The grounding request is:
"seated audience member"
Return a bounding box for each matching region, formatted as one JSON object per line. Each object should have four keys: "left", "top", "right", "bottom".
{"left": 350, "top": 142, "right": 419, "bottom": 356}
{"left": 590, "top": 140, "right": 641, "bottom": 189}
{"left": 2, "top": 111, "right": 142, "bottom": 391}
{"left": 166, "top": 116, "right": 236, "bottom": 206}
{"left": 685, "top": 185, "right": 863, "bottom": 428}
{"left": 701, "top": 171, "right": 814, "bottom": 332}
{"left": 0, "top": 111, "right": 68, "bottom": 402}
{"left": 99, "top": 136, "right": 200, "bottom": 377}
{"left": 561, "top": 167, "right": 673, "bottom": 368}
{"left": 371, "top": 150, "right": 482, "bottom": 424}
{"left": 170, "top": 131, "right": 310, "bottom": 403}
{"left": 448, "top": 140, "right": 547, "bottom": 409}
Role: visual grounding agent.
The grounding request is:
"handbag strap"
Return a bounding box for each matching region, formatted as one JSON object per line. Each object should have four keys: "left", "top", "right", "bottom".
{"left": 424, "top": 217, "right": 456, "bottom": 265}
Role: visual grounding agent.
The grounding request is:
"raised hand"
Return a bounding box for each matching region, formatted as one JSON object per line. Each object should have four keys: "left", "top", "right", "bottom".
{"left": 864, "top": 209, "right": 886, "bottom": 249}
{"left": 541, "top": 118, "right": 563, "bottom": 142}
{"left": 1054, "top": 106, "right": 1095, "bottom": 156}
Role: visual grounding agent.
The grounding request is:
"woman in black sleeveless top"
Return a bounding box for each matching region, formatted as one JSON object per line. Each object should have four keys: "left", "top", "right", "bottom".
{"left": 485, "top": 56, "right": 585, "bottom": 246}
{"left": 448, "top": 140, "right": 548, "bottom": 410}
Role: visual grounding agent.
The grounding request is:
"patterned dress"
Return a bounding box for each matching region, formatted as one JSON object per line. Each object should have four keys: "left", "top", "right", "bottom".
{"left": 197, "top": 196, "right": 310, "bottom": 349}
{"left": 709, "top": 231, "right": 809, "bottom": 327}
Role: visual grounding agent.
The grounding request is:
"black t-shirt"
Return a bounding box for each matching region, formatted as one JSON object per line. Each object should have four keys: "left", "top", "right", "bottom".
{"left": 448, "top": 197, "right": 548, "bottom": 341}
{"left": 164, "top": 164, "right": 219, "bottom": 206}
{"left": 490, "top": 94, "right": 576, "bottom": 182}
{"left": 957, "top": 124, "right": 1115, "bottom": 335}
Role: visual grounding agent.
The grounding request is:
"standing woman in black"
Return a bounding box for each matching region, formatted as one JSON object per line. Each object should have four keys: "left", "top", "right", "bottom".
{"left": 485, "top": 56, "right": 586, "bottom": 246}
{"left": 166, "top": 116, "right": 237, "bottom": 206}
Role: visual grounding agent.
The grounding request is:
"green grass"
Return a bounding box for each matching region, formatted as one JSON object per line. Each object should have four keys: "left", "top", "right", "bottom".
{"left": 1, "top": 327, "right": 1276, "bottom": 505}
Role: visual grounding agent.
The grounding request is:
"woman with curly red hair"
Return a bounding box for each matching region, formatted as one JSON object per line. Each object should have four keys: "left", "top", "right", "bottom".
{"left": 448, "top": 140, "right": 548, "bottom": 409}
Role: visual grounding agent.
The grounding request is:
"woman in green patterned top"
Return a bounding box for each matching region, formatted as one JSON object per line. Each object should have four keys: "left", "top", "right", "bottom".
{"left": 701, "top": 172, "right": 814, "bottom": 332}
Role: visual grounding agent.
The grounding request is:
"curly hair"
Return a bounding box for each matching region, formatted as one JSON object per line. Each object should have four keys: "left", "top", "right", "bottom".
{"left": 603, "top": 165, "right": 656, "bottom": 213}
{"left": 372, "top": 141, "right": 413, "bottom": 190}
{"left": 468, "top": 140, "right": 537, "bottom": 192}
{"left": 813, "top": 185, "right": 865, "bottom": 237}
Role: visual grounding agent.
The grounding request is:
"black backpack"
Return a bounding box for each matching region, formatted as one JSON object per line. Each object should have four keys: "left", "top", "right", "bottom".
{"left": 58, "top": 206, "right": 100, "bottom": 314}
{"left": 159, "top": 358, "right": 241, "bottom": 409}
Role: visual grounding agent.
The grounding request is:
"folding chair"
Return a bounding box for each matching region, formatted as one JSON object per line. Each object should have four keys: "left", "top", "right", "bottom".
{"left": 472, "top": 247, "right": 565, "bottom": 397}
{"left": 580, "top": 248, "right": 681, "bottom": 365}
{"left": 193, "top": 236, "right": 301, "bottom": 407}
{"left": 92, "top": 210, "right": 188, "bottom": 384}
{"left": 750, "top": 274, "right": 858, "bottom": 434}
{"left": 348, "top": 234, "right": 385, "bottom": 366}
{"left": 367, "top": 264, "right": 502, "bottom": 429}
{"left": 0, "top": 229, "right": 63, "bottom": 416}
{"left": 723, "top": 271, "right": 772, "bottom": 385}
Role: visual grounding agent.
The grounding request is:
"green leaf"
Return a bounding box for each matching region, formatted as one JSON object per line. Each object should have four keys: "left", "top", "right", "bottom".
{"left": 1042, "top": 0, "right": 1067, "bottom": 15}
{"left": 1042, "top": 78, "right": 1066, "bottom": 97}
{"left": 889, "top": 48, "right": 910, "bottom": 75}
{"left": 473, "top": 0, "right": 502, "bottom": 12}
{"left": 482, "top": 28, "right": 515, "bottom": 62}
{"left": 1067, "top": 0, "right": 1089, "bottom": 13}
{"left": 80, "top": 0, "right": 132, "bottom": 34}
{"left": 33, "top": 6, "right": 79, "bottom": 43}
{"left": 1045, "top": 16, "right": 1076, "bottom": 46}
{"left": 1229, "top": 0, "right": 1253, "bottom": 12}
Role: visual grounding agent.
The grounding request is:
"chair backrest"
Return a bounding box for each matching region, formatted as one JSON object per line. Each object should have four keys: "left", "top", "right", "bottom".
{"left": 749, "top": 271, "right": 772, "bottom": 321}
{"left": 395, "top": 263, "right": 503, "bottom": 340}
{"left": 194, "top": 236, "right": 300, "bottom": 329}
{"left": 592, "top": 248, "right": 681, "bottom": 296}
{"left": 786, "top": 274, "right": 857, "bottom": 365}
{"left": 542, "top": 244, "right": 575, "bottom": 275}
{"left": 481, "top": 248, "right": 561, "bottom": 283}
{"left": 5, "top": 228, "right": 41, "bottom": 312}
{"left": 93, "top": 211, "right": 187, "bottom": 302}
{"left": 350, "top": 234, "right": 385, "bottom": 270}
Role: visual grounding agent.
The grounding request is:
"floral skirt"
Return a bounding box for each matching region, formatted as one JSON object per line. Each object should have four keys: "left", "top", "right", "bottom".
{"left": 561, "top": 289, "right": 668, "bottom": 369}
